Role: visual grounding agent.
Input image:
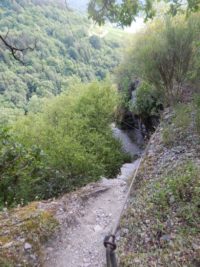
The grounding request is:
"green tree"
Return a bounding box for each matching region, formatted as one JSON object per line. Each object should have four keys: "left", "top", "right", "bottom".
{"left": 8, "top": 81, "right": 129, "bottom": 206}
{"left": 116, "top": 16, "right": 198, "bottom": 105}
{"left": 88, "top": 0, "right": 200, "bottom": 26}
{"left": 89, "top": 35, "right": 102, "bottom": 49}
{"left": 0, "top": 0, "right": 126, "bottom": 122}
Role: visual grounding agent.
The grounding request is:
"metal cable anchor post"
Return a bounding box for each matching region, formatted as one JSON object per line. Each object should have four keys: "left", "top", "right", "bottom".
{"left": 104, "top": 235, "right": 118, "bottom": 267}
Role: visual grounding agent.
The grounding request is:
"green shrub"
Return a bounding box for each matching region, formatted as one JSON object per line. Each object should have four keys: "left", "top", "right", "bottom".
{"left": 162, "top": 103, "right": 191, "bottom": 146}
{"left": 152, "top": 162, "right": 200, "bottom": 229}
{"left": 173, "top": 103, "right": 191, "bottom": 130}
{"left": 116, "top": 15, "right": 199, "bottom": 106}
{"left": 0, "top": 128, "right": 48, "bottom": 207}
{"left": 6, "top": 81, "right": 129, "bottom": 207}
{"left": 129, "top": 81, "right": 163, "bottom": 119}
{"left": 162, "top": 125, "right": 175, "bottom": 147}
{"left": 89, "top": 35, "right": 102, "bottom": 49}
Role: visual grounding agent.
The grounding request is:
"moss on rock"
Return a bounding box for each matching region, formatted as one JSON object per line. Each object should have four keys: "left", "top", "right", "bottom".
{"left": 0, "top": 202, "right": 58, "bottom": 266}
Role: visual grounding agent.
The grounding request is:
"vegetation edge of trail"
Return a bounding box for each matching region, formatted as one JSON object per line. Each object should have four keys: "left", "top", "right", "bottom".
{"left": 0, "top": 81, "right": 131, "bottom": 208}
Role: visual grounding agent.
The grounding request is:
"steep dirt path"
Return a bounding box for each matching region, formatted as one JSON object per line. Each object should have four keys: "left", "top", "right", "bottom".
{"left": 43, "top": 159, "right": 140, "bottom": 267}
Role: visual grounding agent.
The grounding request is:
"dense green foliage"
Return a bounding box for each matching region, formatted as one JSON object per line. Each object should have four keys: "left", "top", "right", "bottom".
{"left": 0, "top": 82, "right": 129, "bottom": 207}
{"left": 129, "top": 82, "right": 163, "bottom": 119}
{"left": 160, "top": 98, "right": 200, "bottom": 148}
{"left": 0, "top": 0, "right": 126, "bottom": 122}
{"left": 0, "top": 128, "right": 47, "bottom": 207}
{"left": 115, "top": 14, "right": 200, "bottom": 130}
{"left": 88, "top": 0, "right": 200, "bottom": 26}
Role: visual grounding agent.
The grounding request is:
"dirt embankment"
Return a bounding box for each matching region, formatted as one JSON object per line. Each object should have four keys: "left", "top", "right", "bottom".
{"left": 118, "top": 108, "right": 200, "bottom": 266}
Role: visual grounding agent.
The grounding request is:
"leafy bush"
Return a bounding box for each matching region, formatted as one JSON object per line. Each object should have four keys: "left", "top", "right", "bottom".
{"left": 89, "top": 35, "right": 102, "bottom": 49}
{"left": 116, "top": 15, "right": 199, "bottom": 106}
{"left": 173, "top": 103, "right": 191, "bottom": 129}
{"left": 129, "top": 81, "right": 163, "bottom": 119}
{"left": 162, "top": 103, "right": 191, "bottom": 146}
{"left": 68, "top": 47, "right": 79, "bottom": 60}
{"left": 0, "top": 129, "right": 70, "bottom": 207}
{"left": 162, "top": 125, "right": 175, "bottom": 147}
{"left": 0, "top": 128, "right": 47, "bottom": 207}
{"left": 5, "top": 81, "right": 129, "bottom": 207}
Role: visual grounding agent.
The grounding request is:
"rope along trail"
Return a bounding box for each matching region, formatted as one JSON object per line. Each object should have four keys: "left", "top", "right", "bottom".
{"left": 44, "top": 130, "right": 156, "bottom": 267}
{"left": 104, "top": 130, "right": 158, "bottom": 267}
{"left": 44, "top": 160, "right": 140, "bottom": 267}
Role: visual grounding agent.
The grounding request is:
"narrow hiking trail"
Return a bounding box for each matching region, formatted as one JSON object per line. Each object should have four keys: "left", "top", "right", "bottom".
{"left": 43, "top": 128, "right": 142, "bottom": 267}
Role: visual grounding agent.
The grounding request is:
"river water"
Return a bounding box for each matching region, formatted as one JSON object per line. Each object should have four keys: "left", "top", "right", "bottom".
{"left": 112, "top": 125, "right": 142, "bottom": 157}
{"left": 112, "top": 125, "right": 143, "bottom": 180}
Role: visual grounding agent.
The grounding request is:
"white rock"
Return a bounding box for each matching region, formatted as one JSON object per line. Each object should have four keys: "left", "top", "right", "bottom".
{"left": 94, "top": 225, "right": 102, "bottom": 232}
{"left": 24, "top": 242, "right": 32, "bottom": 250}
{"left": 2, "top": 241, "right": 13, "bottom": 249}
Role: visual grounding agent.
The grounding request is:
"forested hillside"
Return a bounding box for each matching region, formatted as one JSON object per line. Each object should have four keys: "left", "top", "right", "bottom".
{"left": 0, "top": 0, "right": 132, "bottom": 210}
{"left": 0, "top": 0, "right": 126, "bottom": 123}
{"left": 1, "top": 1, "right": 200, "bottom": 266}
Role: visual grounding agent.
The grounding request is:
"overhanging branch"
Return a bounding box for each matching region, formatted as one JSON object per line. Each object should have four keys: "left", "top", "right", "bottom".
{"left": 0, "top": 32, "right": 37, "bottom": 64}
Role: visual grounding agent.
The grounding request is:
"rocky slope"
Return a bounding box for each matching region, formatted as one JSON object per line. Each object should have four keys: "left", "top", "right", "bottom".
{"left": 118, "top": 107, "right": 200, "bottom": 266}
{"left": 43, "top": 160, "right": 140, "bottom": 267}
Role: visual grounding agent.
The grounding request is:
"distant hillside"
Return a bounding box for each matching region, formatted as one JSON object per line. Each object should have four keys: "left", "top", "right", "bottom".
{"left": 0, "top": 0, "right": 127, "bottom": 122}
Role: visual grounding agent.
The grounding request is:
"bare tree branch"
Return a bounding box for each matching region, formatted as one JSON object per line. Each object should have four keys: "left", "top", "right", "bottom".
{"left": 0, "top": 32, "right": 37, "bottom": 64}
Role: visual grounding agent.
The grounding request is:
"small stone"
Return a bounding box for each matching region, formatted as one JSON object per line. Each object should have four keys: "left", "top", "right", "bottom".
{"left": 145, "top": 237, "right": 151, "bottom": 243}
{"left": 122, "top": 228, "right": 129, "bottom": 235}
{"left": 116, "top": 236, "right": 120, "bottom": 241}
{"left": 160, "top": 234, "right": 171, "bottom": 242}
{"left": 94, "top": 225, "right": 102, "bottom": 232}
{"left": 134, "top": 258, "right": 141, "bottom": 263}
{"left": 169, "top": 195, "right": 175, "bottom": 204}
{"left": 24, "top": 242, "right": 32, "bottom": 250}
{"left": 192, "top": 243, "right": 200, "bottom": 250}
{"left": 2, "top": 241, "right": 13, "bottom": 249}
{"left": 30, "top": 254, "right": 37, "bottom": 260}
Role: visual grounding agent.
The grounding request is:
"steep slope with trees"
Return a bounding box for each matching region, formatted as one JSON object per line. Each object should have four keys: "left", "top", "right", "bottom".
{"left": 0, "top": 1, "right": 200, "bottom": 266}
{"left": 0, "top": 0, "right": 127, "bottom": 123}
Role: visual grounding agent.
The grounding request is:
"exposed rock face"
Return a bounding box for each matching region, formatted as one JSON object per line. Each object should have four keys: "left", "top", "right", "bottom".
{"left": 112, "top": 125, "right": 142, "bottom": 157}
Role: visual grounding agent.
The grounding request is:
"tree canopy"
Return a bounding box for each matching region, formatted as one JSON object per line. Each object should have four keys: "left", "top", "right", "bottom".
{"left": 0, "top": 0, "right": 129, "bottom": 123}
{"left": 88, "top": 0, "right": 200, "bottom": 25}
